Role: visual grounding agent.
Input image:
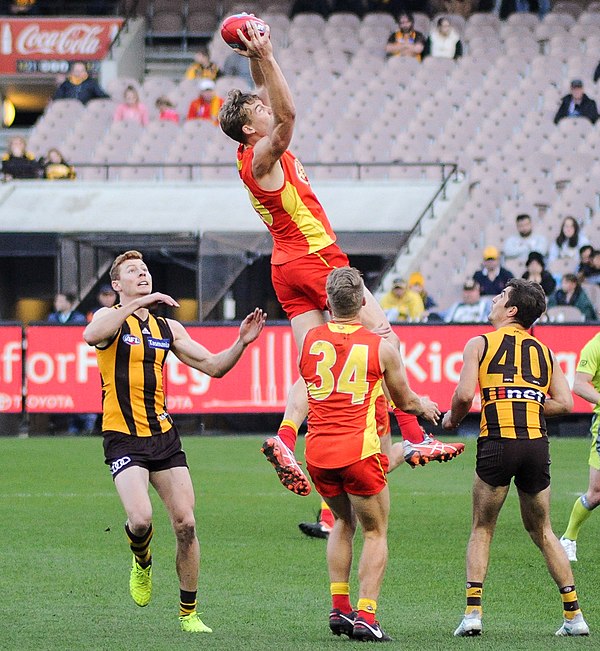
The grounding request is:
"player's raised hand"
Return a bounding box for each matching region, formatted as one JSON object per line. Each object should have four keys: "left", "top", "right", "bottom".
{"left": 237, "top": 21, "right": 271, "bottom": 58}
{"left": 137, "top": 292, "right": 180, "bottom": 309}
{"left": 239, "top": 308, "right": 267, "bottom": 344}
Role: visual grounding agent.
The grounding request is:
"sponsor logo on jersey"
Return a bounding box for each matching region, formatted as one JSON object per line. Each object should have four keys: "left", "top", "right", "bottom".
{"left": 122, "top": 334, "right": 141, "bottom": 346}
{"left": 147, "top": 337, "right": 170, "bottom": 350}
{"left": 483, "top": 386, "right": 546, "bottom": 404}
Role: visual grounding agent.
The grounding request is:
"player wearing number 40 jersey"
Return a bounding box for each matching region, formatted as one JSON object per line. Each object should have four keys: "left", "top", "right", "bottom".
{"left": 218, "top": 19, "right": 463, "bottom": 498}
{"left": 443, "top": 279, "right": 589, "bottom": 638}
{"left": 300, "top": 267, "right": 440, "bottom": 641}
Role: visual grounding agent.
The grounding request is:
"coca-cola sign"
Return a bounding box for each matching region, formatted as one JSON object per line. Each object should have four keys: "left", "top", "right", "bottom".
{"left": 17, "top": 24, "right": 105, "bottom": 56}
{"left": 0, "top": 18, "right": 123, "bottom": 74}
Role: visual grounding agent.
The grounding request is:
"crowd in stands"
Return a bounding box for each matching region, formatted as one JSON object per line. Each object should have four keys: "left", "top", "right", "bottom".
{"left": 382, "top": 210, "right": 600, "bottom": 323}
{"left": 1, "top": 136, "right": 75, "bottom": 180}
{"left": 3, "top": 1, "right": 600, "bottom": 323}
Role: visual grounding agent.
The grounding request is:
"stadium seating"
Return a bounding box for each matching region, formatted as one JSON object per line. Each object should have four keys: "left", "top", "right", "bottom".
{"left": 23, "top": 5, "right": 600, "bottom": 305}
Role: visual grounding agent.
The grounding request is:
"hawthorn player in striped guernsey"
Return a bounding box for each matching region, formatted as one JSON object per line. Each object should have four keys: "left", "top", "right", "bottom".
{"left": 83, "top": 250, "right": 266, "bottom": 634}
{"left": 443, "top": 279, "right": 589, "bottom": 638}
{"left": 219, "top": 19, "right": 463, "bottom": 498}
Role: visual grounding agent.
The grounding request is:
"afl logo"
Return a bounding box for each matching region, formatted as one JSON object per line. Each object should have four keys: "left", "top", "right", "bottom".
{"left": 294, "top": 158, "right": 309, "bottom": 185}
{"left": 122, "top": 334, "right": 141, "bottom": 345}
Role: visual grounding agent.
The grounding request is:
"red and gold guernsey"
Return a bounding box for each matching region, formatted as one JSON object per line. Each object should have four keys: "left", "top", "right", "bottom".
{"left": 237, "top": 144, "right": 336, "bottom": 265}
{"left": 96, "top": 309, "right": 174, "bottom": 437}
{"left": 478, "top": 326, "right": 553, "bottom": 440}
{"left": 300, "top": 322, "right": 384, "bottom": 469}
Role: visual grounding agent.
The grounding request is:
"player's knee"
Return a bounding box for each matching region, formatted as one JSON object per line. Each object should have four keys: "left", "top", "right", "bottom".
{"left": 129, "top": 512, "right": 152, "bottom": 534}
{"left": 173, "top": 518, "right": 196, "bottom": 545}
{"left": 586, "top": 488, "right": 600, "bottom": 507}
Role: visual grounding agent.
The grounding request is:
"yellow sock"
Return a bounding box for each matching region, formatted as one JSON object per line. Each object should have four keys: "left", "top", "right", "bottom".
{"left": 331, "top": 582, "right": 351, "bottom": 612}
{"left": 330, "top": 582, "right": 350, "bottom": 596}
{"left": 564, "top": 496, "right": 594, "bottom": 541}
{"left": 357, "top": 598, "right": 377, "bottom": 615}
{"left": 465, "top": 582, "right": 483, "bottom": 616}
{"left": 560, "top": 585, "right": 581, "bottom": 620}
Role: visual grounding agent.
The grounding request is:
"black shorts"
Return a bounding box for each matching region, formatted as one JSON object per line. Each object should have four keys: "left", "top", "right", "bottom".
{"left": 103, "top": 426, "right": 188, "bottom": 478}
{"left": 476, "top": 436, "right": 550, "bottom": 494}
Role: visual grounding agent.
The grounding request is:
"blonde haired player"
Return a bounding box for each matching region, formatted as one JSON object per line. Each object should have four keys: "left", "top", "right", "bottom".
{"left": 219, "top": 18, "right": 463, "bottom": 499}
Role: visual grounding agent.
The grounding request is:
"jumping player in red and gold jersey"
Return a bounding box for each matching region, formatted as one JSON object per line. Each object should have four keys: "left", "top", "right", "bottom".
{"left": 84, "top": 250, "right": 266, "bottom": 634}
{"left": 299, "top": 266, "right": 440, "bottom": 641}
{"left": 218, "top": 19, "right": 463, "bottom": 497}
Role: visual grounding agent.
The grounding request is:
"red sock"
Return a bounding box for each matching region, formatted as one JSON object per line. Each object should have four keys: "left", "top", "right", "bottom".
{"left": 320, "top": 502, "right": 335, "bottom": 528}
{"left": 393, "top": 409, "right": 425, "bottom": 444}
{"left": 357, "top": 609, "right": 376, "bottom": 624}
{"left": 332, "top": 594, "right": 352, "bottom": 612}
{"left": 277, "top": 420, "right": 298, "bottom": 451}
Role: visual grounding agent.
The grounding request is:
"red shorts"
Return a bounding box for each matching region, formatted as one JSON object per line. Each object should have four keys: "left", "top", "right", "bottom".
{"left": 271, "top": 243, "right": 350, "bottom": 320}
{"left": 307, "top": 453, "right": 389, "bottom": 498}
{"left": 375, "top": 393, "right": 390, "bottom": 437}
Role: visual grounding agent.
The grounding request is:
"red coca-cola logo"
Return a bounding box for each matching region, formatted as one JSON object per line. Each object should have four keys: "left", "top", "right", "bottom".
{"left": 16, "top": 23, "right": 103, "bottom": 55}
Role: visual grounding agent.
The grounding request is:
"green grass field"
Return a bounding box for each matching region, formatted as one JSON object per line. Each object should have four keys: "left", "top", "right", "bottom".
{"left": 1, "top": 435, "right": 598, "bottom": 651}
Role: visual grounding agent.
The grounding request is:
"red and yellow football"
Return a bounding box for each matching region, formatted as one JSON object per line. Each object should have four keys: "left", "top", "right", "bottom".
{"left": 220, "top": 13, "right": 267, "bottom": 50}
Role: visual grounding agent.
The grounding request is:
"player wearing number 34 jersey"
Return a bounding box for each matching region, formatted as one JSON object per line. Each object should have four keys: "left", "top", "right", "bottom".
{"left": 298, "top": 267, "right": 440, "bottom": 641}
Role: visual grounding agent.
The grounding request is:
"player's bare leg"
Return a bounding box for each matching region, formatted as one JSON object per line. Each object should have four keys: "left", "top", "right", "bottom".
{"left": 151, "top": 467, "right": 212, "bottom": 633}
{"left": 262, "top": 309, "right": 324, "bottom": 495}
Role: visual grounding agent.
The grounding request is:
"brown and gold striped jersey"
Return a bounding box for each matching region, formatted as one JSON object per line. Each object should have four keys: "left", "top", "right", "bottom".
{"left": 478, "top": 326, "right": 553, "bottom": 439}
{"left": 96, "top": 309, "right": 174, "bottom": 437}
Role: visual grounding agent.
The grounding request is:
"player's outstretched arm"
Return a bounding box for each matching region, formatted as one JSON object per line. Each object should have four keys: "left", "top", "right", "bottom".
{"left": 573, "top": 370, "right": 600, "bottom": 405}
{"left": 380, "top": 339, "right": 440, "bottom": 424}
{"left": 83, "top": 292, "right": 180, "bottom": 347}
{"left": 544, "top": 352, "right": 573, "bottom": 417}
{"left": 170, "top": 308, "right": 266, "bottom": 377}
{"left": 238, "top": 22, "right": 295, "bottom": 178}
{"left": 442, "top": 336, "right": 482, "bottom": 429}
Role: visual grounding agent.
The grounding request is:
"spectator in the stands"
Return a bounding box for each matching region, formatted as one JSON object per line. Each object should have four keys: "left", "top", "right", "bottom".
{"left": 408, "top": 271, "right": 437, "bottom": 312}
{"left": 86, "top": 284, "right": 117, "bottom": 322}
{"left": 53, "top": 61, "right": 110, "bottom": 105}
{"left": 379, "top": 277, "right": 425, "bottom": 322}
{"left": 424, "top": 17, "right": 462, "bottom": 60}
{"left": 187, "top": 79, "right": 223, "bottom": 124}
{"left": 48, "top": 292, "right": 96, "bottom": 434}
{"left": 222, "top": 52, "right": 253, "bottom": 87}
{"left": 5, "top": 0, "right": 39, "bottom": 14}
{"left": 522, "top": 251, "right": 556, "bottom": 297}
{"left": 577, "top": 244, "right": 595, "bottom": 281}
{"left": 1, "top": 136, "right": 41, "bottom": 179}
{"left": 156, "top": 96, "right": 180, "bottom": 124}
{"left": 445, "top": 279, "right": 490, "bottom": 323}
{"left": 184, "top": 48, "right": 220, "bottom": 81}
{"left": 40, "top": 148, "right": 76, "bottom": 180}
{"left": 499, "top": 0, "right": 550, "bottom": 20}
{"left": 385, "top": 11, "right": 426, "bottom": 61}
{"left": 113, "top": 85, "right": 149, "bottom": 126}
{"left": 548, "top": 216, "right": 590, "bottom": 266}
{"left": 548, "top": 274, "right": 597, "bottom": 321}
{"left": 554, "top": 79, "right": 598, "bottom": 126}
{"left": 48, "top": 292, "right": 87, "bottom": 325}
{"left": 503, "top": 213, "right": 548, "bottom": 266}
{"left": 585, "top": 250, "right": 600, "bottom": 285}
{"left": 473, "top": 245, "right": 514, "bottom": 296}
